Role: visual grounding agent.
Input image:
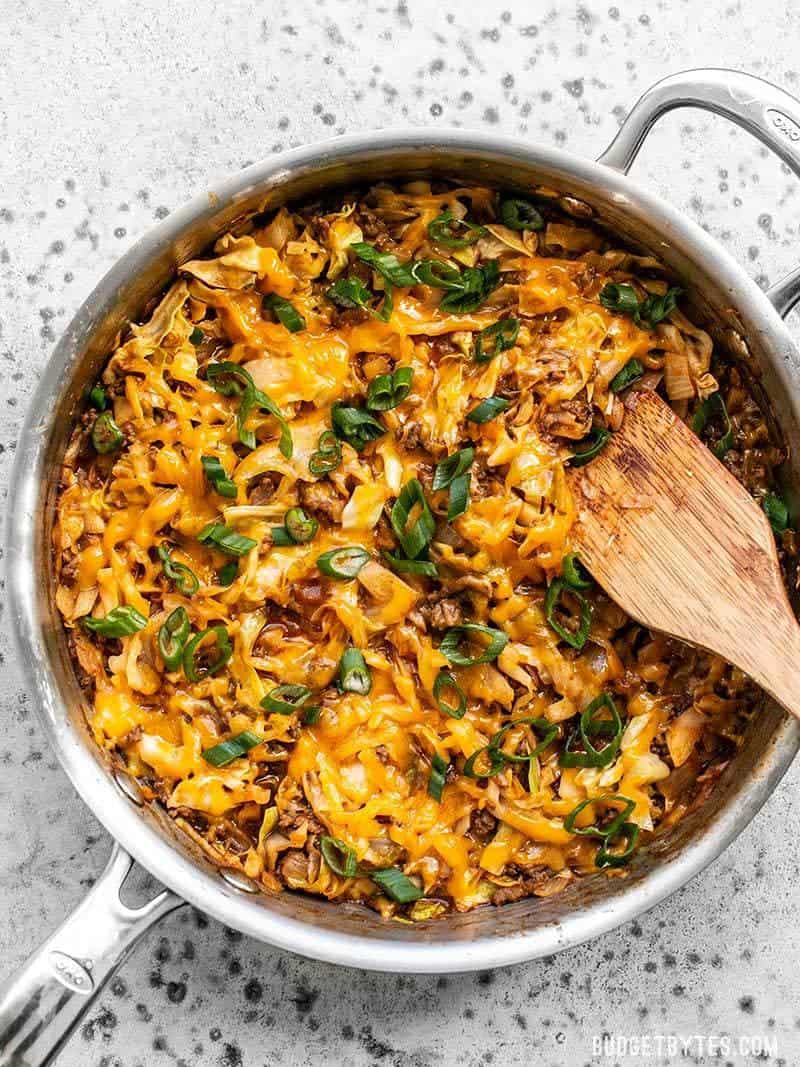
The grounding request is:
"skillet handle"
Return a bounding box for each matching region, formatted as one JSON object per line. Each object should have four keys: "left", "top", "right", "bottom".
{"left": 598, "top": 68, "right": 800, "bottom": 318}
{"left": 0, "top": 844, "right": 183, "bottom": 1067}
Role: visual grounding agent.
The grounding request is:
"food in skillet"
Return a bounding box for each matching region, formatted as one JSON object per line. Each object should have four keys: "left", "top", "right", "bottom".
{"left": 54, "top": 182, "right": 795, "bottom": 918}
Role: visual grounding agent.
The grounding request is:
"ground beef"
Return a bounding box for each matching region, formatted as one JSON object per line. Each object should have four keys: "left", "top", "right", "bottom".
{"left": 419, "top": 597, "right": 463, "bottom": 630}
{"left": 299, "top": 480, "right": 345, "bottom": 522}
{"left": 468, "top": 808, "right": 498, "bottom": 843}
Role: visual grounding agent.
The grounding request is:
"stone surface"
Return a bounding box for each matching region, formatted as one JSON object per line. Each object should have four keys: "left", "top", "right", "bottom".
{"left": 2, "top": 2, "right": 800, "bottom": 1064}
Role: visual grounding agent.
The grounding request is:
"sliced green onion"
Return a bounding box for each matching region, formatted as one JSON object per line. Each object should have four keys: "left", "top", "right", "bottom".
{"left": 487, "top": 716, "right": 559, "bottom": 766}
{"left": 217, "top": 560, "right": 238, "bottom": 586}
{"left": 433, "top": 447, "right": 474, "bottom": 521}
{"left": 691, "top": 392, "right": 734, "bottom": 459}
{"left": 595, "top": 822, "right": 640, "bottom": 868}
{"left": 91, "top": 411, "right": 124, "bottom": 454}
{"left": 331, "top": 403, "right": 385, "bottom": 452}
{"left": 325, "top": 276, "right": 392, "bottom": 322}
{"left": 366, "top": 367, "right": 414, "bottom": 411}
{"left": 562, "top": 552, "right": 592, "bottom": 590}
{"left": 467, "top": 396, "right": 509, "bottom": 424}
{"left": 564, "top": 794, "right": 635, "bottom": 839}
{"left": 427, "top": 753, "right": 448, "bottom": 802}
{"left": 499, "top": 197, "right": 545, "bottom": 231}
{"left": 182, "top": 625, "right": 233, "bottom": 682}
{"left": 462, "top": 746, "right": 505, "bottom": 779}
{"left": 308, "top": 429, "right": 343, "bottom": 477}
{"left": 88, "top": 385, "right": 108, "bottom": 410}
{"left": 338, "top": 648, "right": 372, "bottom": 695}
{"left": 410, "top": 259, "right": 464, "bottom": 289}
{"left": 473, "top": 318, "right": 519, "bottom": 363}
{"left": 197, "top": 522, "right": 257, "bottom": 557}
{"left": 352, "top": 242, "right": 418, "bottom": 287}
{"left": 609, "top": 358, "right": 644, "bottom": 392}
{"left": 157, "top": 545, "right": 200, "bottom": 596}
{"left": 544, "top": 577, "right": 591, "bottom": 650}
{"left": 320, "top": 835, "right": 359, "bottom": 878}
{"left": 427, "top": 208, "right": 487, "bottom": 249}
{"left": 261, "top": 683, "right": 314, "bottom": 716}
{"left": 283, "top": 507, "right": 319, "bottom": 544}
{"left": 439, "top": 260, "right": 499, "bottom": 314}
{"left": 371, "top": 867, "right": 423, "bottom": 903}
{"left": 189, "top": 325, "right": 205, "bottom": 345}
{"left": 206, "top": 360, "right": 255, "bottom": 398}
{"left": 207, "top": 362, "right": 292, "bottom": 458}
{"left": 569, "top": 426, "right": 610, "bottom": 467}
{"left": 763, "top": 492, "right": 789, "bottom": 534}
{"left": 202, "top": 730, "right": 261, "bottom": 767}
{"left": 84, "top": 605, "right": 147, "bottom": 638}
{"left": 271, "top": 526, "right": 294, "bottom": 546}
{"left": 316, "top": 545, "right": 370, "bottom": 580}
{"left": 440, "top": 623, "right": 508, "bottom": 666}
{"left": 600, "top": 283, "right": 681, "bottom": 328}
{"left": 201, "top": 455, "right": 237, "bottom": 499}
{"left": 391, "top": 479, "right": 435, "bottom": 559}
{"left": 303, "top": 704, "right": 322, "bottom": 725}
{"left": 158, "top": 606, "right": 191, "bottom": 670}
{"left": 433, "top": 671, "right": 467, "bottom": 719}
{"left": 382, "top": 550, "right": 438, "bottom": 578}
{"left": 560, "top": 693, "right": 623, "bottom": 769}
{"left": 262, "top": 293, "right": 306, "bottom": 333}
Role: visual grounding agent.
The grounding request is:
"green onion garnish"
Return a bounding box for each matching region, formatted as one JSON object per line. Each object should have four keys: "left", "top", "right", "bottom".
{"left": 391, "top": 479, "right": 435, "bottom": 559}
{"left": 569, "top": 426, "right": 610, "bottom": 467}
{"left": 499, "top": 197, "right": 545, "bottom": 232}
{"left": 371, "top": 867, "right": 423, "bottom": 903}
{"left": 331, "top": 402, "right": 385, "bottom": 452}
{"left": 427, "top": 208, "right": 487, "bottom": 249}
{"left": 433, "top": 447, "right": 474, "bottom": 521}
{"left": 763, "top": 492, "right": 789, "bottom": 534}
{"left": 217, "top": 560, "right": 238, "bottom": 586}
{"left": 320, "top": 836, "right": 359, "bottom": 878}
{"left": 544, "top": 577, "right": 591, "bottom": 650}
{"left": 352, "top": 242, "right": 418, "bottom": 288}
{"left": 158, "top": 606, "right": 191, "bottom": 670}
{"left": 439, "top": 260, "right": 500, "bottom": 314}
{"left": 564, "top": 794, "right": 635, "bottom": 839}
{"left": 91, "top": 411, "right": 124, "bottom": 454}
{"left": 609, "top": 358, "right": 644, "bottom": 392}
{"left": 366, "top": 367, "right": 414, "bottom": 411}
{"left": 691, "top": 392, "right": 734, "bottom": 459}
{"left": 440, "top": 623, "right": 508, "bottom": 666}
{"left": 411, "top": 259, "right": 464, "bottom": 289}
{"left": 157, "top": 545, "right": 200, "bottom": 596}
{"left": 84, "top": 605, "right": 147, "bottom": 638}
{"left": 462, "top": 746, "right": 506, "bottom": 780}
{"left": 261, "top": 683, "right": 316, "bottom": 716}
{"left": 427, "top": 753, "right": 448, "bottom": 802}
{"left": 599, "top": 283, "right": 682, "bottom": 328}
{"left": 202, "top": 730, "right": 261, "bottom": 767}
{"left": 207, "top": 362, "right": 292, "bottom": 458}
{"left": 197, "top": 522, "right": 257, "bottom": 557}
{"left": 308, "top": 429, "right": 343, "bottom": 477}
{"left": 182, "top": 625, "right": 233, "bottom": 683}
{"left": 338, "top": 648, "right": 372, "bottom": 695}
{"left": 316, "top": 545, "right": 370, "bottom": 580}
{"left": 433, "top": 671, "right": 467, "bottom": 719}
{"left": 303, "top": 704, "right": 322, "bottom": 725}
{"left": 595, "top": 822, "right": 640, "bottom": 868}
{"left": 560, "top": 693, "right": 623, "bottom": 769}
{"left": 189, "top": 325, "right": 205, "bottom": 345}
{"left": 325, "top": 276, "right": 393, "bottom": 322}
{"left": 262, "top": 293, "right": 306, "bottom": 333}
{"left": 201, "top": 455, "right": 237, "bottom": 499}
{"left": 271, "top": 526, "right": 294, "bottom": 546}
{"left": 561, "top": 552, "right": 591, "bottom": 590}
{"left": 466, "top": 396, "right": 509, "bottom": 424}
{"left": 88, "top": 385, "right": 108, "bottom": 410}
{"left": 473, "top": 318, "right": 519, "bottom": 363}
{"left": 486, "top": 716, "right": 559, "bottom": 766}
{"left": 382, "top": 551, "right": 438, "bottom": 578}
{"left": 282, "top": 507, "right": 319, "bottom": 544}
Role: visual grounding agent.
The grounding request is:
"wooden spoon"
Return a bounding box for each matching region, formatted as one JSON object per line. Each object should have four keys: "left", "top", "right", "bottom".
{"left": 567, "top": 388, "right": 800, "bottom": 717}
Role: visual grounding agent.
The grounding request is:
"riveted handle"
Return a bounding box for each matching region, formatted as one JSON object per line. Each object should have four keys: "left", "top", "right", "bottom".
{"left": 598, "top": 68, "right": 800, "bottom": 318}
{"left": 0, "top": 845, "right": 183, "bottom": 1067}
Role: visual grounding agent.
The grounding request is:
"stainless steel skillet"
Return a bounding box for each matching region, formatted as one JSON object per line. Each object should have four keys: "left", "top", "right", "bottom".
{"left": 4, "top": 67, "right": 800, "bottom": 1067}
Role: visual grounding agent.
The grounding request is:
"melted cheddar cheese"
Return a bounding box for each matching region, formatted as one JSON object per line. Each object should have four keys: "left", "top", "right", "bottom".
{"left": 55, "top": 181, "right": 767, "bottom": 918}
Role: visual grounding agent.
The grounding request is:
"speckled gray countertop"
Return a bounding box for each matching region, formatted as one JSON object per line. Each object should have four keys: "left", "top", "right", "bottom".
{"left": 3, "top": 2, "right": 800, "bottom": 1065}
